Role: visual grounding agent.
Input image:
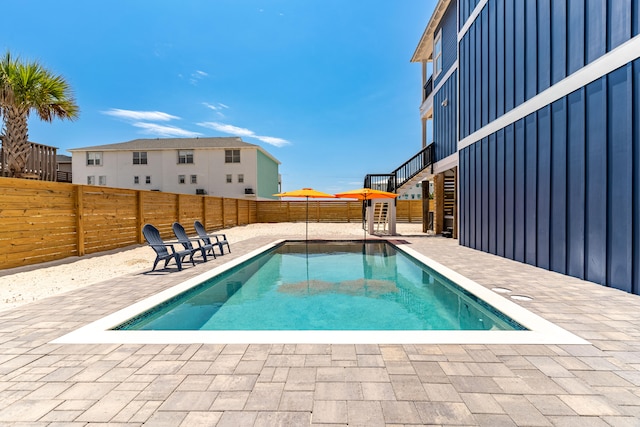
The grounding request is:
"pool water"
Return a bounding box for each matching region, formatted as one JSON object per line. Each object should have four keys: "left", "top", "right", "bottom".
{"left": 115, "top": 241, "right": 525, "bottom": 331}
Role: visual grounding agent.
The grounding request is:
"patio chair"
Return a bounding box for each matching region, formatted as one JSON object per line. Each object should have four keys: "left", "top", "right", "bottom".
{"left": 194, "top": 220, "right": 231, "bottom": 255}
{"left": 172, "top": 222, "right": 214, "bottom": 262}
{"left": 142, "top": 224, "right": 195, "bottom": 271}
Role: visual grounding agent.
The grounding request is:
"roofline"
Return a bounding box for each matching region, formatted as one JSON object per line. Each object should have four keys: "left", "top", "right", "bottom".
{"left": 255, "top": 146, "right": 281, "bottom": 165}
{"left": 69, "top": 140, "right": 281, "bottom": 165}
{"left": 410, "top": 0, "right": 452, "bottom": 63}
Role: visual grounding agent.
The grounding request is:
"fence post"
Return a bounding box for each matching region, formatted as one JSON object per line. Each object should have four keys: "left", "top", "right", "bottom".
{"left": 75, "top": 185, "right": 85, "bottom": 256}
{"left": 137, "top": 191, "right": 144, "bottom": 243}
{"left": 221, "top": 198, "right": 225, "bottom": 229}
{"left": 202, "top": 196, "right": 207, "bottom": 228}
{"left": 176, "top": 194, "right": 181, "bottom": 224}
{"left": 236, "top": 199, "right": 240, "bottom": 226}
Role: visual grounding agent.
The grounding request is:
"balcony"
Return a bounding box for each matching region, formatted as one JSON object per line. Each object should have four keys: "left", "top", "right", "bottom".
{"left": 424, "top": 75, "right": 434, "bottom": 99}
{"left": 420, "top": 75, "right": 434, "bottom": 119}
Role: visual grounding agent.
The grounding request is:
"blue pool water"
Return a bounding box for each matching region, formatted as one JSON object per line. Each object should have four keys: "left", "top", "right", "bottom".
{"left": 115, "top": 241, "right": 525, "bottom": 331}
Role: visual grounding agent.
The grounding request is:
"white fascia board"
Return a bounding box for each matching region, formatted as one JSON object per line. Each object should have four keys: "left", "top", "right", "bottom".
{"left": 458, "top": 0, "right": 489, "bottom": 42}
{"left": 458, "top": 34, "right": 640, "bottom": 151}
{"left": 432, "top": 152, "right": 458, "bottom": 175}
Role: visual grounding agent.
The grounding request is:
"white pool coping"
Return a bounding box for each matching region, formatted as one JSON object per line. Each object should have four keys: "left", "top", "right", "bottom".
{"left": 52, "top": 239, "right": 588, "bottom": 345}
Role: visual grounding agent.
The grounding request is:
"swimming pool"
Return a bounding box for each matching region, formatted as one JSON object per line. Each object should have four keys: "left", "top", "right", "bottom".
{"left": 114, "top": 241, "right": 525, "bottom": 331}
{"left": 53, "top": 239, "right": 588, "bottom": 345}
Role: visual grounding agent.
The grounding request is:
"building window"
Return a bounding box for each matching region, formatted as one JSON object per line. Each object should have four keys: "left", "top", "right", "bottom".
{"left": 225, "top": 149, "right": 240, "bottom": 163}
{"left": 226, "top": 174, "right": 232, "bottom": 183}
{"left": 133, "top": 151, "right": 147, "bottom": 165}
{"left": 134, "top": 176, "right": 139, "bottom": 184}
{"left": 178, "top": 150, "right": 194, "bottom": 164}
{"left": 146, "top": 176, "right": 151, "bottom": 184}
{"left": 87, "top": 176, "right": 95, "bottom": 185}
{"left": 87, "top": 152, "right": 102, "bottom": 166}
{"left": 191, "top": 175, "right": 197, "bottom": 184}
{"left": 178, "top": 175, "right": 185, "bottom": 184}
{"left": 99, "top": 176, "right": 107, "bottom": 186}
{"left": 434, "top": 29, "right": 442, "bottom": 77}
{"left": 238, "top": 174, "right": 244, "bottom": 183}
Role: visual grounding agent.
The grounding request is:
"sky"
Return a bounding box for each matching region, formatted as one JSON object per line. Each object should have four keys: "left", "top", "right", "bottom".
{"left": 1, "top": 0, "right": 436, "bottom": 193}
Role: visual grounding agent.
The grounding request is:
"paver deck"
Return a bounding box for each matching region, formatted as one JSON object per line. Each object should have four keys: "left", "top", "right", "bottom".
{"left": 1, "top": 231, "right": 639, "bottom": 426}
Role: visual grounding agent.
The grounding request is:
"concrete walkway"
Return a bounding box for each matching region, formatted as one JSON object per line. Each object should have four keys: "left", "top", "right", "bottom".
{"left": 1, "top": 231, "right": 639, "bottom": 426}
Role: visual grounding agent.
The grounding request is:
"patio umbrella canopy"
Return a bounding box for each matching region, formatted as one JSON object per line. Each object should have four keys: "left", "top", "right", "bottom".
{"left": 334, "top": 188, "right": 398, "bottom": 239}
{"left": 273, "top": 188, "right": 335, "bottom": 239}
{"left": 334, "top": 188, "right": 398, "bottom": 201}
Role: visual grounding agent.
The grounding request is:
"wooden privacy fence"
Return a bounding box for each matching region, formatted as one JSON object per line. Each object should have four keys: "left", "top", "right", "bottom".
{"left": 0, "top": 177, "right": 424, "bottom": 269}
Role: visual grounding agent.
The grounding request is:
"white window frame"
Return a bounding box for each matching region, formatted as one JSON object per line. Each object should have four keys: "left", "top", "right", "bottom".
{"left": 98, "top": 176, "right": 107, "bottom": 186}
{"left": 434, "top": 29, "right": 443, "bottom": 77}
{"left": 133, "top": 151, "right": 147, "bottom": 165}
{"left": 225, "top": 149, "right": 240, "bottom": 163}
{"left": 238, "top": 174, "right": 244, "bottom": 183}
{"left": 226, "top": 174, "right": 232, "bottom": 183}
{"left": 190, "top": 174, "right": 197, "bottom": 184}
{"left": 178, "top": 150, "right": 194, "bottom": 164}
{"left": 178, "top": 175, "right": 186, "bottom": 184}
{"left": 145, "top": 176, "right": 151, "bottom": 184}
{"left": 87, "top": 152, "right": 102, "bottom": 166}
{"left": 134, "top": 176, "right": 139, "bottom": 184}
{"left": 87, "top": 176, "right": 95, "bottom": 185}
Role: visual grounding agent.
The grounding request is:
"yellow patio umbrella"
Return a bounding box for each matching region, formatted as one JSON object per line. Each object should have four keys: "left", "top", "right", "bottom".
{"left": 273, "top": 188, "right": 335, "bottom": 240}
{"left": 334, "top": 188, "right": 398, "bottom": 239}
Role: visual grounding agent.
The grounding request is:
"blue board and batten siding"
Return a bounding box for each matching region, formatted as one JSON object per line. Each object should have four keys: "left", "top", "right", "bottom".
{"left": 431, "top": 0, "right": 459, "bottom": 162}
{"left": 458, "top": 0, "right": 640, "bottom": 140}
{"left": 433, "top": 72, "right": 458, "bottom": 161}
{"left": 459, "top": 0, "right": 481, "bottom": 29}
{"left": 457, "top": 0, "right": 640, "bottom": 294}
{"left": 434, "top": 0, "right": 458, "bottom": 88}
{"left": 460, "top": 63, "right": 640, "bottom": 293}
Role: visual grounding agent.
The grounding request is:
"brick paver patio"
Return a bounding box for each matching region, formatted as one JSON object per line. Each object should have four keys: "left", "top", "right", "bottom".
{"left": 1, "top": 231, "right": 639, "bottom": 426}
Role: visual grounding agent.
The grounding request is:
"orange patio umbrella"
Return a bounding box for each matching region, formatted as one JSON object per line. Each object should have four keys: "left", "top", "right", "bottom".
{"left": 334, "top": 188, "right": 398, "bottom": 239}
{"left": 273, "top": 188, "right": 335, "bottom": 240}
{"left": 333, "top": 187, "right": 398, "bottom": 201}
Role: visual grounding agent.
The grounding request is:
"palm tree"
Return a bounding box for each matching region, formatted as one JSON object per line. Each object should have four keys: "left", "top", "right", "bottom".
{"left": 0, "top": 51, "right": 79, "bottom": 177}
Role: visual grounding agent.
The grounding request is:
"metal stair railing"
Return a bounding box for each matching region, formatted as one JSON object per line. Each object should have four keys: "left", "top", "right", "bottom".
{"left": 364, "top": 143, "right": 434, "bottom": 193}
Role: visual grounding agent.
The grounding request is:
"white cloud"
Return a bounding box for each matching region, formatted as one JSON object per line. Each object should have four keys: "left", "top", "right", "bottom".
{"left": 102, "top": 109, "right": 179, "bottom": 121}
{"left": 202, "top": 102, "right": 229, "bottom": 111}
{"left": 197, "top": 121, "right": 290, "bottom": 147}
{"left": 133, "top": 122, "right": 203, "bottom": 138}
{"left": 190, "top": 70, "right": 209, "bottom": 85}
{"left": 198, "top": 121, "right": 256, "bottom": 137}
{"left": 255, "top": 135, "right": 290, "bottom": 147}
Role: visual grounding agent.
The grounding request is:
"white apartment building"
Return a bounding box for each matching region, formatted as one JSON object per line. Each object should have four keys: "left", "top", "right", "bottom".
{"left": 70, "top": 137, "right": 280, "bottom": 200}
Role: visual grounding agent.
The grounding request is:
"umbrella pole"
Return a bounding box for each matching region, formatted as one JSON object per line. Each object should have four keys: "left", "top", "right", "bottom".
{"left": 363, "top": 200, "right": 366, "bottom": 241}
{"left": 306, "top": 196, "right": 309, "bottom": 241}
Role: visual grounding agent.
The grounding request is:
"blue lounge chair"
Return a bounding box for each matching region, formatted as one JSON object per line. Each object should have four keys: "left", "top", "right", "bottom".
{"left": 142, "top": 224, "right": 195, "bottom": 271}
{"left": 194, "top": 220, "right": 231, "bottom": 255}
{"left": 172, "top": 222, "right": 214, "bottom": 261}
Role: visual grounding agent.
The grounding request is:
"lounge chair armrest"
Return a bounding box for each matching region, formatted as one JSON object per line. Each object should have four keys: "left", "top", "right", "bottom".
{"left": 148, "top": 243, "right": 179, "bottom": 253}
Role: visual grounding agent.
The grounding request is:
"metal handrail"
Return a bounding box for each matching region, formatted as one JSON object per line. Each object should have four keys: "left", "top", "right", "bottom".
{"left": 364, "top": 144, "right": 434, "bottom": 193}
{"left": 424, "top": 75, "right": 434, "bottom": 100}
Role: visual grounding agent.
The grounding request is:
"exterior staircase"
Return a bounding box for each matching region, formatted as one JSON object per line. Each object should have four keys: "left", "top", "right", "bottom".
{"left": 363, "top": 143, "right": 434, "bottom": 233}
{"left": 363, "top": 143, "right": 434, "bottom": 194}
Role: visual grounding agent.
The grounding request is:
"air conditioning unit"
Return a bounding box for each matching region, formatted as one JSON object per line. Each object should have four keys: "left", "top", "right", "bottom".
{"left": 244, "top": 187, "right": 255, "bottom": 195}
{"left": 196, "top": 189, "right": 207, "bottom": 195}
